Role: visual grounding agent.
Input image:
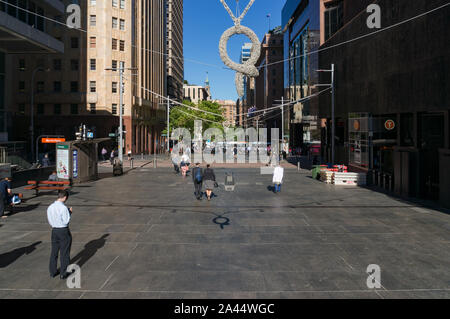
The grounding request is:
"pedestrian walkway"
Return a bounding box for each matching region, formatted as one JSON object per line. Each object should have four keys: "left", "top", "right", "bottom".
{"left": 0, "top": 167, "right": 449, "bottom": 298}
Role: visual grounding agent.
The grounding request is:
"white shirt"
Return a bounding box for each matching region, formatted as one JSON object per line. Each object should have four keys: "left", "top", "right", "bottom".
{"left": 273, "top": 166, "right": 284, "bottom": 184}
{"left": 181, "top": 154, "right": 190, "bottom": 163}
{"left": 47, "top": 201, "right": 71, "bottom": 228}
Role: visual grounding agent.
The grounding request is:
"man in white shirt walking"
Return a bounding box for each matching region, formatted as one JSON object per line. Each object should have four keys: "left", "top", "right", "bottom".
{"left": 47, "top": 190, "right": 73, "bottom": 279}
{"left": 272, "top": 165, "right": 284, "bottom": 193}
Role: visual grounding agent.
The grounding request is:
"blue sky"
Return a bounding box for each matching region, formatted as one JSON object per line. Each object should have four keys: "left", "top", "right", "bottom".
{"left": 183, "top": 0, "right": 286, "bottom": 101}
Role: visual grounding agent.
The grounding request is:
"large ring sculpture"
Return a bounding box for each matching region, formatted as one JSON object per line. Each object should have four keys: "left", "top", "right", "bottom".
{"left": 218, "top": 0, "right": 261, "bottom": 97}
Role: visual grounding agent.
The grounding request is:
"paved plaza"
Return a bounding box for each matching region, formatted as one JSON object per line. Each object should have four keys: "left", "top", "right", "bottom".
{"left": 0, "top": 165, "right": 449, "bottom": 299}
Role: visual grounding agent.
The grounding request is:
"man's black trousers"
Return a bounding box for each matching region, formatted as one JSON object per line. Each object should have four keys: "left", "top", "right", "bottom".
{"left": 49, "top": 227, "right": 72, "bottom": 276}
{"left": 194, "top": 181, "right": 202, "bottom": 199}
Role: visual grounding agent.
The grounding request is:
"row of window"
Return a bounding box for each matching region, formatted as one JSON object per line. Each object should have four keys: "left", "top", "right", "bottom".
{"left": 90, "top": 0, "right": 126, "bottom": 9}
{"left": 19, "top": 81, "right": 80, "bottom": 93}
{"left": 90, "top": 16, "right": 125, "bottom": 30}
{"left": 89, "top": 81, "right": 124, "bottom": 94}
{"left": 18, "top": 103, "right": 122, "bottom": 115}
{"left": 18, "top": 58, "right": 124, "bottom": 72}
{"left": 0, "top": 0, "right": 45, "bottom": 32}
{"left": 18, "top": 103, "right": 79, "bottom": 115}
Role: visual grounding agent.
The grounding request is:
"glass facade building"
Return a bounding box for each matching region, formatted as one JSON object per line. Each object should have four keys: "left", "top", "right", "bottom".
{"left": 282, "top": 0, "right": 320, "bottom": 148}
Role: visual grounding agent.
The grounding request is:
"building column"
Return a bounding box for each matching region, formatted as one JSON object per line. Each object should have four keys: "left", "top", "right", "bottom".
{"left": 444, "top": 110, "right": 449, "bottom": 149}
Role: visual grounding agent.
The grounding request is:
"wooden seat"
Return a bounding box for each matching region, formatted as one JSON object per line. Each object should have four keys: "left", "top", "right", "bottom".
{"left": 25, "top": 180, "right": 71, "bottom": 195}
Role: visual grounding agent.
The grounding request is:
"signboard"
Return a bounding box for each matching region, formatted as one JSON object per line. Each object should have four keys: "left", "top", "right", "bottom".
{"left": 385, "top": 119, "right": 395, "bottom": 131}
{"left": 42, "top": 138, "right": 65, "bottom": 143}
{"left": 73, "top": 150, "right": 78, "bottom": 178}
{"left": 57, "top": 145, "right": 70, "bottom": 179}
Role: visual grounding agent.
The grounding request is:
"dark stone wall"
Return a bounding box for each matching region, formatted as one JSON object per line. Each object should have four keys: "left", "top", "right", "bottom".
{"left": 319, "top": 0, "right": 450, "bottom": 119}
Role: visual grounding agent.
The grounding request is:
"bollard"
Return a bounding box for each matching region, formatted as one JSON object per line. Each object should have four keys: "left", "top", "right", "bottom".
{"left": 130, "top": 158, "right": 134, "bottom": 169}
{"left": 153, "top": 159, "right": 156, "bottom": 168}
{"left": 297, "top": 161, "right": 300, "bottom": 171}
{"left": 141, "top": 153, "right": 143, "bottom": 160}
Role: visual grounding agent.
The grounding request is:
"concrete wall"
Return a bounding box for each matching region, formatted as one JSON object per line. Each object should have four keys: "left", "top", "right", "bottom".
{"left": 12, "top": 166, "right": 55, "bottom": 188}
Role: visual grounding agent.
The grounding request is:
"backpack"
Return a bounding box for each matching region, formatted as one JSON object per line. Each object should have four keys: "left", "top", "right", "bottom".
{"left": 195, "top": 168, "right": 202, "bottom": 183}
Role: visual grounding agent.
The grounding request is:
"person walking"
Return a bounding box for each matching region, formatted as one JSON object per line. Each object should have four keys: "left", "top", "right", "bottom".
{"left": 110, "top": 149, "right": 115, "bottom": 165}
{"left": 180, "top": 152, "right": 190, "bottom": 177}
{"left": 203, "top": 164, "right": 217, "bottom": 201}
{"left": 42, "top": 153, "right": 51, "bottom": 167}
{"left": 172, "top": 155, "right": 180, "bottom": 174}
{"left": 192, "top": 163, "right": 203, "bottom": 200}
{"left": 47, "top": 190, "right": 73, "bottom": 279}
{"left": 101, "top": 147, "right": 107, "bottom": 161}
{"left": 272, "top": 164, "right": 284, "bottom": 193}
{"left": 0, "top": 177, "right": 12, "bottom": 219}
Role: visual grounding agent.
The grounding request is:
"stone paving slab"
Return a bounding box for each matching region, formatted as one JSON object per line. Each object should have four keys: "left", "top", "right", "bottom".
{"left": 0, "top": 167, "right": 449, "bottom": 298}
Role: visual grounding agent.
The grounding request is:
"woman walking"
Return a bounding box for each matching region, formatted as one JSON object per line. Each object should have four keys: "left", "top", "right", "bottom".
{"left": 203, "top": 164, "right": 217, "bottom": 201}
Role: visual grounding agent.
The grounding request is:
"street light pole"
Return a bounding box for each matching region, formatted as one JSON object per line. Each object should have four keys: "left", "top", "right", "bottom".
{"left": 281, "top": 96, "right": 284, "bottom": 145}
{"left": 316, "top": 64, "right": 335, "bottom": 165}
{"left": 167, "top": 96, "right": 170, "bottom": 154}
{"left": 30, "top": 67, "right": 47, "bottom": 163}
{"left": 119, "top": 62, "right": 124, "bottom": 163}
{"left": 331, "top": 63, "right": 335, "bottom": 165}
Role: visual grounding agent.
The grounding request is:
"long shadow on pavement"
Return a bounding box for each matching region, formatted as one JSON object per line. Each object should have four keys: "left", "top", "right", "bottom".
{"left": 0, "top": 241, "right": 42, "bottom": 268}
{"left": 70, "top": 234, "right": 109, "bottom": 268}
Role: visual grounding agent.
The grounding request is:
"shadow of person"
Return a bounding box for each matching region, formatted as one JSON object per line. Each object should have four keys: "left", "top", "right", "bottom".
{"left": 267, "top": 185, "right": 275, "bottom": 192}
{"left": 7, "top": 203, "right": 40, "bottom": 217}
{"left": 0, "top": 241, "right": 42, "bottom": 268}
{"left": 70, "top": 234, "right": 109, "bottom": 268}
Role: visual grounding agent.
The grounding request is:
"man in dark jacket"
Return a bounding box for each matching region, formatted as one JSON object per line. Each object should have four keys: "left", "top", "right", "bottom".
{"left": 192, "top": 163, "right": 203, "bottom": 200}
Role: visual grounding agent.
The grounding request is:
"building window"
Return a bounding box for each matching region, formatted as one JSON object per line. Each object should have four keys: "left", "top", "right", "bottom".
{"left": 70, "top": 81, "right": 78, "bottom": 93}
{"left": 112, "top": 0, "right": 118, "bottom": 7}
{"left": 19, "top": 81, "right": 25, "bottom": 93}
{"left": 112, "top": 17, "right": 118, "bottom": 29}
{"left": 90, "top": 81, "right": 96, "bottom": 93}
{"left": 54, "top": 104, "right": 61, "bottom": 115}
{"left": 120, "top": 19, "right": 125, "bottom": 30}
{"left": 37, "top": 104, "right": 45, "bottom": 115}
{"left": 36, "top": 81, "right": 44, "bottom": 93}
{"left": 324, "top": 2, "right": 343, "bottom": 41}
{"left": 112, "top": 104, "right": 117, "bottom": 115}
{"left": 112, "top": 82, "right": 118, "bottom": 93}
{"left": 90, "top": 103, "right": 96, "bottom": 114}
{"left": 112, "top": 38, "right": 118, "bottom": 50}
{"left": 53, "top": 59, "right": 62, "bottom": 71}
{"left": 90, "top": 59, "right": 96, "bottom": 71}
{"left": 71, "top": 59, "right": 79, "bottom": 71}
{"left": 71, "top": 104, "right": 78, "bottom": 115}
{"left": 71, "top": 37, "right": 79, "bottom": 49}
{"left": 90, "top": 15, "right": 96, "bottom": 26}
{"left": 19, "top": 59, "right": 26, "bottom": 71}
{"left": 53, "top": 81, "right": 62, "bottom": 92}
{"left": 112, "top": 60, "right": 118, "bottom": 70}
{"left": 90, "top": 37, "right": 96, "bottom": 48}
{"left": 19, "top": 103, "right": 25, "bottom": 115}
{"left": 120, "top": 0, "right": 125, "bottom": 9}
{"left": 119, "top": 40, "right": 125, "bottom": 51}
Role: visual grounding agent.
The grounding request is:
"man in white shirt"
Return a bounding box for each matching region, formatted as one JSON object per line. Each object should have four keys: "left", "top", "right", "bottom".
{"left": 47, "top": 190, "right": 73, "bottom": 279}
{"left": 272, "top": 165, "right": 284, "bottom": 193}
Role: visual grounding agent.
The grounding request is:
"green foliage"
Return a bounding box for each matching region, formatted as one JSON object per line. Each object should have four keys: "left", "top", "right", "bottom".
{"left": 165, "top": 100, "right": 225, "bottom": 136}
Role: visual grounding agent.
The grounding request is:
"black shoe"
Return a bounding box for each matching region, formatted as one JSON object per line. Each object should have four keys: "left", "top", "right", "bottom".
{"left": 60, "top": 271, "right": 73, "bottom": 280}
{"left": 50, "top": 271, "right": 59, "bottom": 278}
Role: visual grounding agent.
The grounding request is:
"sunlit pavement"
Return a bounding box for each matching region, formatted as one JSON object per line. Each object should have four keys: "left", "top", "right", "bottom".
{"left": 0, "top": 166, "right": 449, "bottom": 298}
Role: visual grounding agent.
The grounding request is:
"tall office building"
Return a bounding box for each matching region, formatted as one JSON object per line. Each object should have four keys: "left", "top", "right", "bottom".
{"left": 166, "top": 0, "right": 184, "bottom": 101}
{"left": 8, "top": 0, "right": 167, "bottom": 157}
{"left": 0, "top": 0, "right": 64, "bottom": 144}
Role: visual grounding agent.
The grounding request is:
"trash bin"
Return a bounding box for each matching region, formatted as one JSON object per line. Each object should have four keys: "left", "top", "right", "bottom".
{"left": 113, "top": 161, "right": 123, "bottom": 176}
{"left": 224, "top": 172, "right": 235, "bottom": 191}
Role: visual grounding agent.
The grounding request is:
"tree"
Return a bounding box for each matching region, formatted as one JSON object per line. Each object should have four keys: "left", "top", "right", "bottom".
{"left": 162, "top": 100, "right": 225, "bottom": 137}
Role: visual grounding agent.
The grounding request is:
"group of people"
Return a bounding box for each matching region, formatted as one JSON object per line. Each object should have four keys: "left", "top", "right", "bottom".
{"left": 100, "top": 147, "right": 119, "bottom": 165}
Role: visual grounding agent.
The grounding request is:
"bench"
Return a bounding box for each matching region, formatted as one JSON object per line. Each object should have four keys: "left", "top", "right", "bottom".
{"left": 25, "top": 181, "right": 71, "bottom": 195}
